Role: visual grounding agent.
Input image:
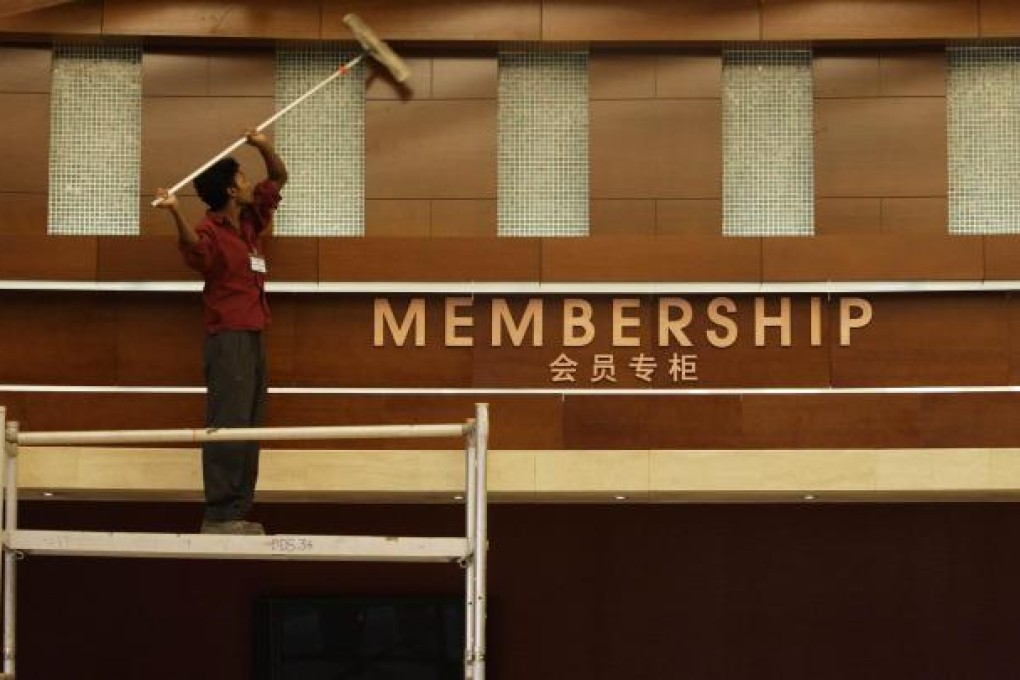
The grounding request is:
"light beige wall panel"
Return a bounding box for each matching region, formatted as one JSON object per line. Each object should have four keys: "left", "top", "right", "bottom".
{"left": 365, "top": 100, "right": 496, "bottom": 199}
{"left": 365, "top": 200, "right": 431, "bottom": 237}
{"left": 430, "top": 200, "right": 496, "bottom": 237}
{"left": 535, "top": 450, "right": 650, "bottom": 494}
{"left": 881, "top": 198, "right": 947, "bottom": 235}
{"left": 816, "top": 98, "right": 947, "bottom": 198}
{"left": 0, "top": 46, "right": 50, "bottom": 92}
{"left": 322, "top": 1, "right": 541, "bottom": 41}
{"left": 590, "top": 200, "right": 656, "bottom": 236}
{"left": 542, "top": 0, "right": 760, "bottom": 41}
{"left": 591, "top": 100, "right": 721, "bottom": 199}
{"left": 103, "top": 0, "right": 321, "bottom": 38}
{"left": 656, "top": 55, "right": 721, "bottom": 99}
{"left": 763, "top": 0, "right": 979, "bottom": 40}
{"left": 590, "top": 54, "right": 657, "bottom": 99}
{"left": 814, "top": 198, "right": 882, "bottom": 235}
{"left": 0, "top": 93, "right": 48, "bottom": 193}
{"left": 432, "top": 56, "right": 497, "bottom": 99}
{"left": 655, "top": 200, "right": 722, "bottom": 236}
{"left": 140, "top": 96, "right": 275, "bottom": 197}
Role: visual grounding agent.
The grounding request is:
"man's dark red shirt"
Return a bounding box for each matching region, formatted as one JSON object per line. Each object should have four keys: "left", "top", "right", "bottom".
{"left": 180, "top": 180, "right": 282, "bottom": 335}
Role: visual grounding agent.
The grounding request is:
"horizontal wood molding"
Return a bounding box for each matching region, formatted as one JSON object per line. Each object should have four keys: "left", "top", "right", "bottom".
{"left": 0, "top": 1, "right": 1008, "bottom": 42}
{"left": 0, "top": 234, "right": 1012, "bottom": 284}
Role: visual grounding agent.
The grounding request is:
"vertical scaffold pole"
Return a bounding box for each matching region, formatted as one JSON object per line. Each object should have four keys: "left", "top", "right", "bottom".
{"left": 465, "top": 417, "right": 475, "bottom": 676}
{"left": 0, "top": 408, "right": 4, "bottom": 679}
{"left": 463, "top": 419, "right": 477, "bottom": 679}
{"left": 473, "top": 403, "right": 489, "bottom": 680}
{"left": 3, "top": 420, "right": 17, "bottom": 678}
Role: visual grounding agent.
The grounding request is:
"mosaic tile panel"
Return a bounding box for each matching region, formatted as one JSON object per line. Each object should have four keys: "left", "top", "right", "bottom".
{"left": 723, "top": 48, "right": 814, "bottom": 237}
{"left": 49, "top": 43, "right": 141, "bottom": 235}
{"left": 498, "top": 47, "right": 589, "bottom": 237}
{"left": 275, "top": 43, "right": 364, "bottom": 236}
{"left": 948, "top": 46, "right": 1020, "bottom": 235}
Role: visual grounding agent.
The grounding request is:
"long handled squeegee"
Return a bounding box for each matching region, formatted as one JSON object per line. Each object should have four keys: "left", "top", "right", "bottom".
{"left": 152, "top": 14, "right": 409, "bottom": 206}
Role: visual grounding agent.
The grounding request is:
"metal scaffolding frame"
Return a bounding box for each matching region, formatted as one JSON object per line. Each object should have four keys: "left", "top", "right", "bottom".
{"left": 0, "top": 403, "right": 490, "bottom": 680}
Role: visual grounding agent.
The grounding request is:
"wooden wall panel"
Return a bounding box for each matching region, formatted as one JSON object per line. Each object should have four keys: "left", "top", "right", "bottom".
{"left": 590, "top": 54, "right": 657, "bottom": 99}
{"left": 0, "top": 193, "right": 46, "bottom": 235}
{"left": 0, "top": 0, "right": 101, "bottom": 33}
{"left": 0, "top": 94, "right": 48, "bottom": 194}
{"left": 542, "top": 0, "right": 760, "bottom": 41}
{"left": 103, "top": 0, "right": 321, "bottom": 38}
{"left": 259, "top": 237, "right": 319, "bottom": 282}
{"left": 365, "top": 100, "right": 496, "bottom": 200}
{"left": 762, "top": 235, "right": 982, "bottom": 281}
{"left": 141, "top": 96, "right": 275, "bottom": 198}
{"left": 96, "top": 237, "right": 196, "bottom": 281}
{"left": 655, "top": 200, "right": 721, "bottom": 236}
{"left": 816, "top": 98, "right": 947, "bottom": 198}
{"left": 142, "top": 50, "right": 208, "bottom": 97}
{"left": 113, "top": 294, "right": 204, "bottom": 385}
{"left": 365, "top": 200, "right": 430, "bottom": 237}
{"left": 979, "top": 0, "right": 1020, "bottom": 36}
{"left": 762, "top": 0, "right": 979, "bottom": 40}
{"left": 0, "top": 46, "right": 50, "bottom": 92}
{"left": 880, "top": 51, "right": 947, "bottom": 97}
{"left": 815, "top": 198, "right": 882, "bottom": 236}
{"left": 431, "top": 56, "right": 497, "bottom": 99}
{"left": 881, "top": 198, "right": 947, "bottom": 235}
{"left": 656, "top": 55, "right": 722, "bottom": 98}
{"left": 9, "top": 388, "right": 1020, "bottom": 451}
{"left": 920, "top": 393, "right": 1020, "bottom": 447}
{"left": 322, "top": 1, "right": 541, "bottom": 41}
{"left": 563, "top": 395, "right": 746, "bottom": 449}
{"left": 365, "top": 57, "right": 432, "bottom": 100}
{"left": 140, "top": 195, "right": 208, "bottom": 236}
{"left": 542, "top": 236, "right": 760, "bottom": 282}
{"left": 0, "top": 392, "right": 203, "bottom": 431}
{"left": 831, "top": 294, "right": 1010, "bottom": 387}
{"left": 319, "top": 238, "right": 541, "bottom": 281}
{"left": 591, "top": 100, "right": 721, "bottom": 199}
{"left": 589, "top": 200, "right": 656, "bottom": 236}
{"left": 742, "top": 394, "right": 923, "bottom": 449}
{"left": 814, "top": 53, "right": 881, "bottom": 98}
{"left": 430, "top": 200, "right": 496, "bottom": 237}
{"left": 0, "top": 235, "right": 96, "bottom": 279}
{"left": 984, "top": 236, "right": 1020, "bottom": 279}
{"left": 0, "top": 293, "right": 116, "bottom": 383}
{"left": 143, "top": 49, "right": 274, "bottom": 98}
{"left": 290, "top": 295, "right": 475, "bottom": 388}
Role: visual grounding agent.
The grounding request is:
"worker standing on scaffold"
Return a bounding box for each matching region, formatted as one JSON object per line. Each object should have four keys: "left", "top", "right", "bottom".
{"left": 155, "top": 130, "right": 288, "bottom": 535}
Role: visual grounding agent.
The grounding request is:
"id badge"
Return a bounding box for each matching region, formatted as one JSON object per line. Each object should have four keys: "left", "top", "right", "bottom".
{"left": 250, "top": 255, "right": 267, "bottom": 274}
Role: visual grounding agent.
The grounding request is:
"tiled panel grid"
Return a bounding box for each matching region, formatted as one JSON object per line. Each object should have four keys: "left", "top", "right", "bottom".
{"left": 48, "top": 43, "right": 141, "bottom": 235}
{"left": 274, "top": 43, "right": 364, "bottom": 236}
{"left": 722, "top": 48, "right": 814, "bottom": 236}
{"left": 948, "top": 46, "right": 1020, "bottom": 234}
{"left": 498, "top": 46, "right": 589, "bottom": 237}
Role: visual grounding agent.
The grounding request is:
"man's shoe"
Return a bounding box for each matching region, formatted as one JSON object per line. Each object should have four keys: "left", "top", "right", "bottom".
{"left": 200, "top": 520, "right": 265, "bottom": 535}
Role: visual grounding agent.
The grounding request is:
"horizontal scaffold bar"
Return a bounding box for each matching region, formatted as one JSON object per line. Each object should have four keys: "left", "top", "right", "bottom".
{"left": 13, "top": 423, "right": 471, "bottom": 447}
{"left": 6, "top": 530, "right": 469, "bottom": 563}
